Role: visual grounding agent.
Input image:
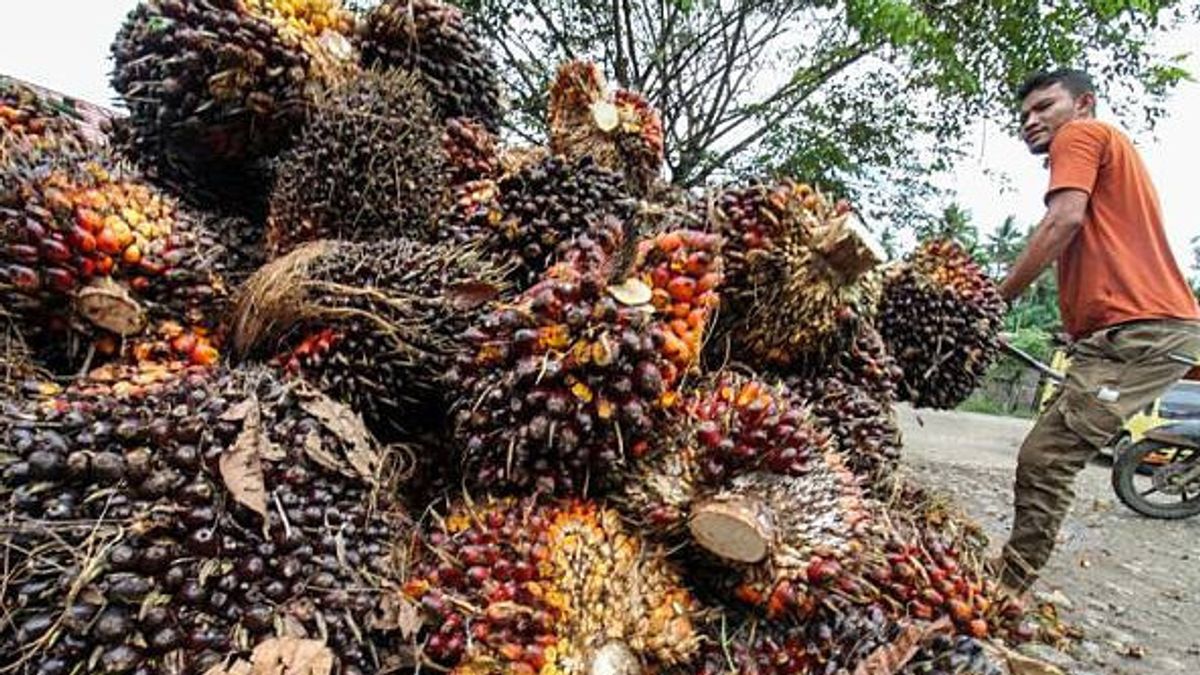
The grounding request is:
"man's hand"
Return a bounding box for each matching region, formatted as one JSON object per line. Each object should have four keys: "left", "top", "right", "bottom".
{"left": 997, "top": 189, "right": 1088, "bottom": 302}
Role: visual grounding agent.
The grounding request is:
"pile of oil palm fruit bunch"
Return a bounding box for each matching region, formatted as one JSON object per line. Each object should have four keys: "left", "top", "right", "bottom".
{"left": 0, "top": 2, "right": 1052, "bottom": 672}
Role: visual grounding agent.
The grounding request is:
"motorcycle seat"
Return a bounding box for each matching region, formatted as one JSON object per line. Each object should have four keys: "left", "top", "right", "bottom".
{"left": 1144, "top": 420, "right": 1200, "bottom": 450}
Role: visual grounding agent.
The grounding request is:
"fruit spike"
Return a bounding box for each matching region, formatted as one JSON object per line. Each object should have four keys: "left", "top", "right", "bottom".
{"left": 548, "top": 60, "right": 666, "bottom": 195}
{"left": 266, "top": 68, "right": 448, "bottom": 257}
{"left": 1, "top": 311, "right": 44, "bottom": 398}
{"left": 437, "top": 154, "right": 637, "bottom": 290}
{"left": 230, "top": 238, "right": 511, "bottom": 441}
{"left": 359, "top": 0, "right": 503, "bottom": 131}
{"left": 700, "top": 179, "right": 883, "bottom": 371}
{"left": 443, "top": 116, "right": 501, "bottom": 185}
{"left": 448, "top": 228, "right": 721, "bottom": 495}
{"left": 0, "top": 362, "right": 412, "bottom": 673}
{"left": 878, "top": 239, "right": 1004, "bottom": 409}
{"left": 1, "top": 142, "right": 250, "bottom": 373}
{"left": 400, "top": 496, "right": 699, "bottom": 673}
{"left": 109, "top": 0, "right": 358, "bottom": 194}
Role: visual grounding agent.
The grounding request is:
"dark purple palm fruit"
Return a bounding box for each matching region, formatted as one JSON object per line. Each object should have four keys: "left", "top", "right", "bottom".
{"left": 0, "top": 361, "right": 412, "bottom": 673}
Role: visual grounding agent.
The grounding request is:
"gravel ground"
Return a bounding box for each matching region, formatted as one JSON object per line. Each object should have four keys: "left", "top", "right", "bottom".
{"left": 897, "top": 405, "right": 1200, "bottom": 674}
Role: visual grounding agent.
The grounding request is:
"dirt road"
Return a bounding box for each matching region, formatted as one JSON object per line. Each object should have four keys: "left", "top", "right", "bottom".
{"left": 897, "top": 406, "right": 1200, "bottom": 674}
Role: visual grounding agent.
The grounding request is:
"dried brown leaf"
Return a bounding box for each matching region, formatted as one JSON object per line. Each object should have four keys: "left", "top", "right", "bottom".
{"left": 373, "top": 593, "right": 423, "bottom": 638}
{"left": 297, "top": 389, "right": 379, "bottom": 481}
{"left": 446, "top": 281, "right": 501, "bottom": 310}
{"left": 855, "top": 618, "right": 951, "bottom": 675}
{"left": 219, "top": 394, "right": 270, "bottom": 527}
{"left": 220, "top": 398, "right": 258, "bottom": 422}
{"left": 981, "top": 642, "right": 1066, "bottom": 675}
{"left": 204, "top": 638, "right": 334, "bottom": 675}
{"left": 301, "top": 430, "right": 343, "bottom": 474}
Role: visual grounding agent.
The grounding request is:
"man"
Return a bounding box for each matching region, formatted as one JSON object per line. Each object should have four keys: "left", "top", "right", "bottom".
{"left": 993, "top": 69, "right": 1200, "bottom": 593}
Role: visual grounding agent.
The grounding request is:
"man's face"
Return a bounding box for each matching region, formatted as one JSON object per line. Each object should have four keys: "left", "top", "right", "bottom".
{"left": 1019, "top": 82, "right": 1094, "bottom": 154}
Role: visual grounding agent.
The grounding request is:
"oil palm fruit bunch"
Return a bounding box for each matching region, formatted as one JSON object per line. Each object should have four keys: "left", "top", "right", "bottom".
{"left": 792, "top": 375, "right": 903, "bottom": 485}
{"left": 109, "top": 0, "right": 359, "bottom": 204}
{"left": 548, "top": 60, "right": 665, "bottom": 195}
{"left": 618, "top": 372, "right": 835, "bottom": 545}
{"left": 0, "top": 362, "right": 411, "bottom": 673}
{"left": 0, "top": 76, "right": 100, "bottom": 157}
{"left": 442, "top": 116, "right": 501, "bottom": 185}
{"left": 701, "top": 179, "right": 883, "bottom": 372}
{"left": 230, "top": 238, "right": 510, "bottom": 440}
{"left": 797, "top": 322, "right": 903, "bottom": 405}
{"left": 266, "top": 68, "right": 447, "bottom": 257}
{"left": 358, "top": 0, "right": 503, "bottom": 131}
{"left": 685, "top": 463, "right": 874, "bottom": 620}
{"left": 399, "top": 496, "right": 699, "bottom": 672}
{"left": 689, "top": 470, "right": 1004, "bottom": 639}
{"left": 878, "top": 479, "right": 1022, "bottom": 642}
{"left": 1, "top": 143, "right": 253, "bottom": 371}
{"left": 688, "top": 597, "right": 905, "bottom": 674}
{"left": 438, "top": 155, "right": 636, "bottom": 289}
{"left": 448, "top": 228, "right": 721, "bottom": 494}
{"left": 786, "top": 323, "right": 904, "bottom": 485}
{"left": 878, "top": 239, "right": 1004, "bottom": 409}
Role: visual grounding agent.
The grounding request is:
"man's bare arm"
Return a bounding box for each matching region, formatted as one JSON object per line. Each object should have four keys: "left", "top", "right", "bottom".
{"left": 997, "top": 189, "right": 1089, "bottom": 302}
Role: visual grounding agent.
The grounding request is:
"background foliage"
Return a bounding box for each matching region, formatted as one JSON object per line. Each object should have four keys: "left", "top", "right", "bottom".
{"left": 448, "top": 0, "right": 1197, "bottom": 227}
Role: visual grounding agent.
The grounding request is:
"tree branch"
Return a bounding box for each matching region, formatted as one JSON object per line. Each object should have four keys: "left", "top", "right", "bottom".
{"left": 684, "top": 46, "right": 874, "bottom": 186}
{"left": 526, "top": 0, "right": 578, "bottom": 61}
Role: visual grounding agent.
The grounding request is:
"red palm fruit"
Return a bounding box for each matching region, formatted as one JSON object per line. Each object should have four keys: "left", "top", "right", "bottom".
{"left": 1, "top": 76, "right": 105, "bottom": 154}
{"left": 442, "top": 116, "right": 500, "bottom": 184}
{"left": 401, "top": 497, "right": 698, "bottom": 672}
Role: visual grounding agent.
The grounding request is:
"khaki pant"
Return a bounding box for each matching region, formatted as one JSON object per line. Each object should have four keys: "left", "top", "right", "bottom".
{"left": 999, "top": 318, "right": 1200, "bottom": 590}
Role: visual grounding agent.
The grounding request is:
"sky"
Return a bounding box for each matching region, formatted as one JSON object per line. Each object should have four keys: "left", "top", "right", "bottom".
{"left": 1, "top": 1, "right": 1196, "bottom": 272}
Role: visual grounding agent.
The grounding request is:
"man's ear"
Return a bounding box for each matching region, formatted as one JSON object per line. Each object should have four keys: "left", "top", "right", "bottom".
{"left": 1076, "top": 91, "right": 1097, "bottom": 117}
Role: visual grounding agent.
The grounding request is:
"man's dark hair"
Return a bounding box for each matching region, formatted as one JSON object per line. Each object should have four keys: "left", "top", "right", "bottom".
{"left": 1016, "top": 69, "right": 1096, "bottom": 101}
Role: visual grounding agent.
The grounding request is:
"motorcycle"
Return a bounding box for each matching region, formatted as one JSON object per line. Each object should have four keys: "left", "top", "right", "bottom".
{"left": 1110, "top": 420, "right": 1200, "bottom": 519}
{"left": 1001, "top": 339, "right": 1200, "bottom": 520}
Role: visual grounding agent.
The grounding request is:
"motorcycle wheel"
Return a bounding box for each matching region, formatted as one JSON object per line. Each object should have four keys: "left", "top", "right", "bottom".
{"left": 1112, "top": 440, "right": 1200, "bottom": 519}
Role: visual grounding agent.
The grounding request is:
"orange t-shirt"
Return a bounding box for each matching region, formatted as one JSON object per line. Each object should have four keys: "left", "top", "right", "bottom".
{"left": 1047, "top": 119, "right": 1199, "bottom": 338}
